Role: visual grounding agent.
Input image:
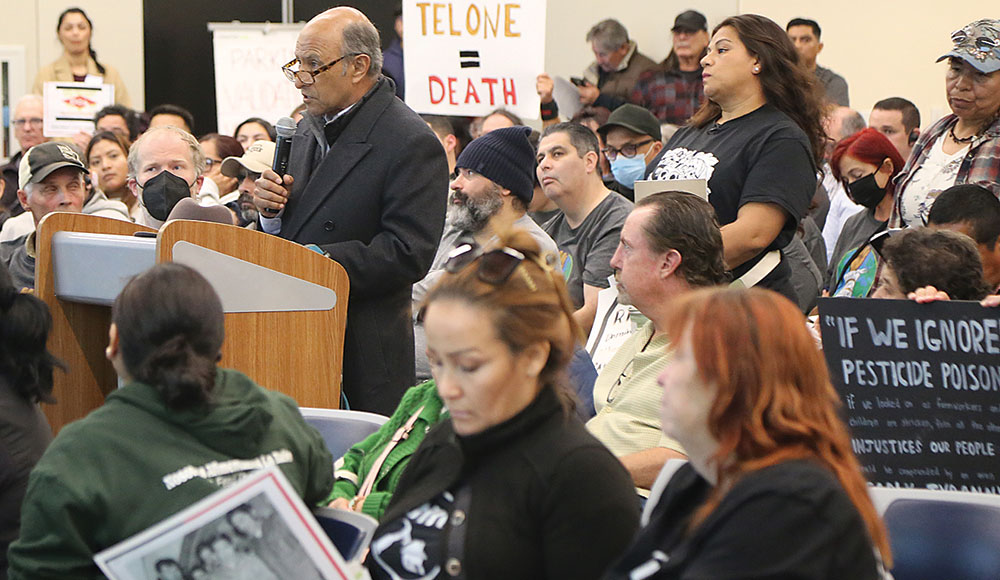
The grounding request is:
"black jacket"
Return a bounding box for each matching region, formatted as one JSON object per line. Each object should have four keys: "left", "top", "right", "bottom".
{"left": 279, "top": 78, "right": 448, "bottom": 414}
{"left": 370, "top": 388, "right": 640, "bottom": 580}
{"left": 604, "top": 460, "right": 882, "bottom": 579}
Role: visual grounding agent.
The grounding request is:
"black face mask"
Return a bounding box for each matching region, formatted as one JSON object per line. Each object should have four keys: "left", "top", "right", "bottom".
{"left": 140, "top": 171, "right": 193, "bottom": 221}
{"left": 845, "top": 172, "right": 887, "bottom": 210}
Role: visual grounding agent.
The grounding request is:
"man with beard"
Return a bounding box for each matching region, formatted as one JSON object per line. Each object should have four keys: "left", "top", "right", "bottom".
{"left": 412, "top": 126, "right": 558, "bottom": 380}
{"left": 220, "top": 141, "right": 273, "bottom": 226}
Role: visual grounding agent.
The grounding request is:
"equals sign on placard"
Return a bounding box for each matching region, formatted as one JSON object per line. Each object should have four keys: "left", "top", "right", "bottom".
{"left": 460, "top": 50, "right": 480, "bottom": 68}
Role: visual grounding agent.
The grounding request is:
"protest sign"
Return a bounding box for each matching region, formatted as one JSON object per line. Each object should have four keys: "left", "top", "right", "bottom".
{"left": 95, "top": 467, "right": 362, "bottom": 579}
{"left": 43, "top": 81, "right": 115, "bottom": 138}
{"left": 819, "top": 297, "right": 1000, "bottom": 494}
{"left": 403, "top": 1, "right": 546, "bottom": 119}
{"left": 210, "top": 24, "right": 304, "bottom": 136}
{"left": 586, "top": 278, "right": 638, "bottom": 374}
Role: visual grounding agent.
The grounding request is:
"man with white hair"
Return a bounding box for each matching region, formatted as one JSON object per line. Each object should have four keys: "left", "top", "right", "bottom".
{"left": 2, "top": 95, "right": 50, "bottom": 223}
{"left": 127, "top": 125, "right": 206, "bottom": 229}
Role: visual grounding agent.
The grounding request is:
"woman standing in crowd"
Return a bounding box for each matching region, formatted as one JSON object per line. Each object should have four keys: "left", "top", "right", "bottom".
{"left": 87, "top": 131, "right": 135, "bottom": 217}
{"left": 199, "top": 133, "right": 244, "bottom": 199}
{"left": 32, "top": 7, "right": 130, "bottom": 107}
{"left": 367, "top": 231, "right": 639, "bottom": 580}
{"left": 7, "top": 263, "right": 333, "bottom": 579}
{"left": 892, "top": 19, "right": 1000, "bottom": 227}
{"left": 826, "top": 128, "right": 904, "bottom": 298}
{"left": 605, "top": 287, "right": 890, "bottom": 579}
{"left": 0, "top": 266, "right": 59, "bottom": 576}
{"left": 233, "top": 118, "right": 276, "bottom": 150}
{"left": 646, "top": 14, "right": 825, "bottom": 301}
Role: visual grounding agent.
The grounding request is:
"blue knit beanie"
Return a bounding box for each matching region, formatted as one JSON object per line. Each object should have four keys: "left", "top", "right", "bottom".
{"left": 456, "top": 125, "right": 535, "bottom": 204}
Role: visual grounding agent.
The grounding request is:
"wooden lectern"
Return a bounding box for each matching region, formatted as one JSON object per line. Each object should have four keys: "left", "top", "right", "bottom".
{"left": 35, "top": 213, "right": 349, "bottom": 433}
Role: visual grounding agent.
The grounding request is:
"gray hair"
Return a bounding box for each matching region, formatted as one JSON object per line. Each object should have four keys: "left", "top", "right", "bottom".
{"left": 586, "top": 19, "right": 629, "bottom": 53}
{"left": 840, "top": 110, "right": 867, "bottom": 140}
{"left": 342, "top": 20, "right": 382, "bottom": 78}
{"left": 127, "top": 126, "right": 206, "bottom": 181}
{"left": 22, "top": 169, "right": 85, "bottom": 201}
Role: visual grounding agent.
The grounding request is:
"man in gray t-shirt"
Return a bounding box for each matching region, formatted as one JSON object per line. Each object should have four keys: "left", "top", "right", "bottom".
{"left": 537, "top": 123, "right": 633, "bottom": 334}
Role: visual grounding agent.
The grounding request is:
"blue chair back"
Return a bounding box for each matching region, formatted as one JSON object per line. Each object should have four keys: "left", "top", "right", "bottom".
{"left": 299, "top": 408, "right": 390, "bottom": 459}
{"left": 884, "top": 498, "right": 1000, "bottom": 580}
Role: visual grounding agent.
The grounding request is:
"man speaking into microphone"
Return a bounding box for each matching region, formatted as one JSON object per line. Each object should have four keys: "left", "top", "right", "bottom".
{"left": 254, "top": 7, "right": 447, "bottom": 414}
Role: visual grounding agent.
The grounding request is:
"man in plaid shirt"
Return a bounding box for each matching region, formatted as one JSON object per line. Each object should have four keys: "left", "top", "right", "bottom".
{"left": 629, "top": 11, "right": 709, "bottom": 125}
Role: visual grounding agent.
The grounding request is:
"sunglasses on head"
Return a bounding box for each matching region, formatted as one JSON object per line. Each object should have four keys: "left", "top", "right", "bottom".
{"left": 444, "top": 242, "right": 530, "bottom": 285}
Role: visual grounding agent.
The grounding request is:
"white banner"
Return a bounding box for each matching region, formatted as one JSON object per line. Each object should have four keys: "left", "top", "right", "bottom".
{"left": 403, "top": 1, "right": 546, "bottom": 119}
{"left": 210, "top": 24, "right": 304, "bottom": 136}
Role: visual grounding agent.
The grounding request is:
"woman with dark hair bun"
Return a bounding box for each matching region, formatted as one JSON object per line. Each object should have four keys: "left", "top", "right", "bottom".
{"left": 0, "top": 264, "right": 60, "bottom": 574}
{"left": 605, "top": 287, "right": 890, "bottom": 579}
{"left": 646, "top": 14, "right": 826, "bottom": 302}
{"left": 8, "top": 263, "right": 334, "bottom": 579}
{"left": 367, "top": 229, "right": 639, "bottom": 580}
{"left": 32, "top": 7, "right": 131, "bottom": 107}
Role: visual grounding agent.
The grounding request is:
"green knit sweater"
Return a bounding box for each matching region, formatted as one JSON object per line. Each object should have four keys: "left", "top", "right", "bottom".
{"left": 326, "top": 380, "right": 447, "bottom": 520}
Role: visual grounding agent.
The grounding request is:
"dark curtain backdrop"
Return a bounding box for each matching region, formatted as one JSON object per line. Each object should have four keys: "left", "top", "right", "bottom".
{"left": 143, "top": 1, "right": 396, "bottom": 136}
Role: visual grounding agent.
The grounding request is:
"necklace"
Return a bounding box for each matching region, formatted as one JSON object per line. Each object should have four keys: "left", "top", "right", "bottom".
{"left": 948, "top": 123, "right": 977, "bottom": 144}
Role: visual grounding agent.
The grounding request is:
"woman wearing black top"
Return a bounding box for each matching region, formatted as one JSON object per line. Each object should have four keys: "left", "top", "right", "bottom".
{"left": 604, "top": 288, "right": 891, "bottom": 579}
{"left": 0, "top": 265, "right": 60, "bottom": 576}
{"left": 368, "top": 230, "right": 640, "bottom": 580}
{"left": 646, "top": 14, "right": 826, "bottom": 301}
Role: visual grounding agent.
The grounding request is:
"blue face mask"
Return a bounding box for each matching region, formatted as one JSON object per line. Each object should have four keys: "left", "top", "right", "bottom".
{"left": 610, "top": 154, "right": 648, "bottom": 189}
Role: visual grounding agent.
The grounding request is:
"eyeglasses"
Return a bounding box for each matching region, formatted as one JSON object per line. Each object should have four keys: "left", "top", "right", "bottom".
{"left": 602, "top": 138, "right": 654, "bottom": 161}
{"left": 282, "top": 53, "right": 361, "bottom": 86}
{"left": 235, "top": 169, "right": 260, "bottom": 182}
{"left": 204, "top": 157, "right": 223, "bottom": 168}
{"left": 13, "top": 118, "right": 43, "bottom": 129}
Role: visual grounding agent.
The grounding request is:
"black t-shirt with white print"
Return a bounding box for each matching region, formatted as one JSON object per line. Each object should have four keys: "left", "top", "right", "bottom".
{"left": 369, "top": 490, "right": 454, "bottom": 579}
{"left": 646, "top": 104, "right": 815, "bottom": 279}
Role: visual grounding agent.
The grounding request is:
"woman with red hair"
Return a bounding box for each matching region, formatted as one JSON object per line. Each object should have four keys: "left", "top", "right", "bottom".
{"left": 827, "top": 128, "right": 905, "bottom": 297}
{"left": 604, "top": 287, "right": 890, "bottom": 580}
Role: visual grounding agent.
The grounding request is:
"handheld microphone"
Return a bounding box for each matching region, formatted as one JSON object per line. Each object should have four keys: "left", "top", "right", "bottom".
{"left": 272, "top": 116, "right": 296, "bottom": 176}
{"left": 263, "top": 116, "right": 296, "bottom": 216}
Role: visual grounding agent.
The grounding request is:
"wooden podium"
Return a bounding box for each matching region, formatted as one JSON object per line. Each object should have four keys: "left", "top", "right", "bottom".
{"left": 35, "top": 213, "right": 349, "bottom": 432}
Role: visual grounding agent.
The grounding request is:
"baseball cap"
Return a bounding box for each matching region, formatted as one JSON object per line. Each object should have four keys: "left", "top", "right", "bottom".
{"left": 18, "top": 142, "right": 87, "bottom": 189}
{"left": 672, "top": 10, "right": 707, "bottom": 33}
{"left": 936, "top": 19, "right": 1000, "bottom": 74}
{"left": 598, "top": 104, "right": 662, "bottom": 142}
{"left": 221, "top": 140, "right": 276, "bottom": 177}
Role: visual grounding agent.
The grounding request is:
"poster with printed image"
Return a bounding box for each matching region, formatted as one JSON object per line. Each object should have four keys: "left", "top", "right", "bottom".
{"left": 402, "top": 0, "right": 546, "bottom": 119}
{"left": 94, "top": 467, "right": 363, "bottom": 580}
{"left": 42, "top": 81, "right": 115, "bottom": 138}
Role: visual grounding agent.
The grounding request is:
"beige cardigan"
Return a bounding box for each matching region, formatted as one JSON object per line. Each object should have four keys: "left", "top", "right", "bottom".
{"left": 32, "top": 53, "right": 131, "bottom": 107}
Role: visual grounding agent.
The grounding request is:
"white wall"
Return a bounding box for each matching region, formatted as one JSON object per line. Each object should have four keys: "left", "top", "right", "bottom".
{"left": 738, "top": 0, "right": 993, "bottom": 128}
{"left": 4, "top": 0, "right": 991, "bottom": 134}
{"left": 0, "top": 0, "right": 144, "bottom": 112}
{"left": 543, "top": 0, "right": 739, "bottom": 78}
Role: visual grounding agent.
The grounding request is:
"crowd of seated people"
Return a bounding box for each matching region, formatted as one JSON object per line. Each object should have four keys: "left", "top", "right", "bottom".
{"left": 2, "top": 5, "right": 999, "bottom": 580}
